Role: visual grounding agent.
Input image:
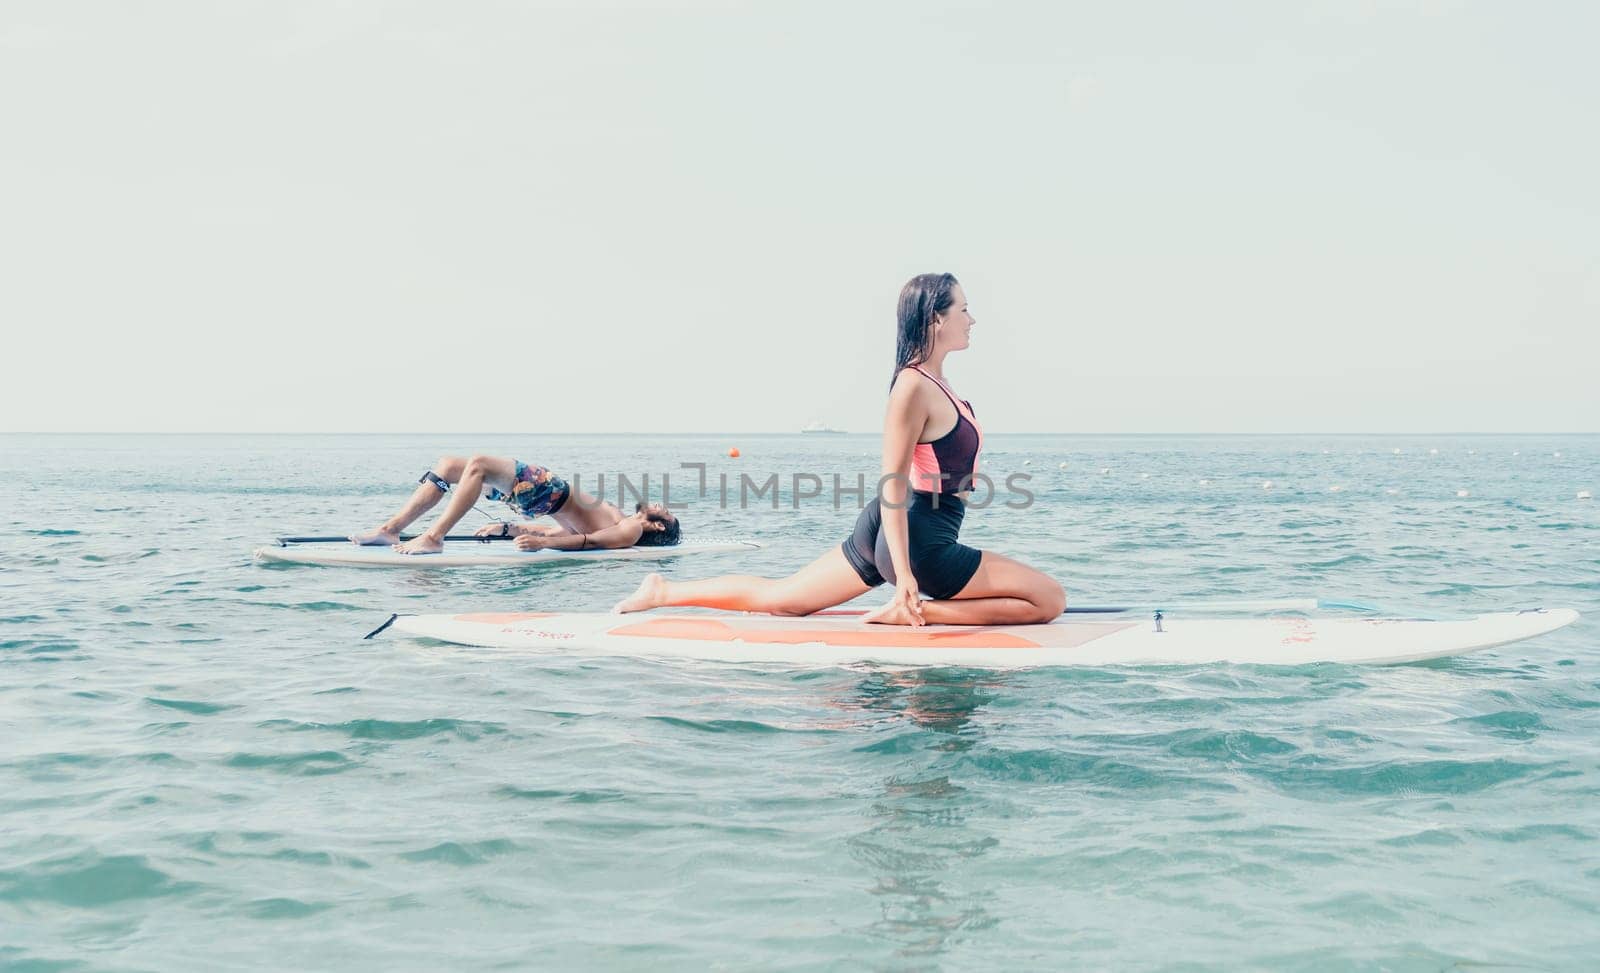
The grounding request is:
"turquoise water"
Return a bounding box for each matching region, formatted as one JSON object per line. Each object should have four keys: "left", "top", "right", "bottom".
{"left": 3, "top": 433, "right": 1598, "bottom": 971}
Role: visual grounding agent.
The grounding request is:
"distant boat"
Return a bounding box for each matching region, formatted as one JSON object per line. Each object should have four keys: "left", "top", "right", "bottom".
{"left": 800, "top": 420, "right": 846, "bottom": 434}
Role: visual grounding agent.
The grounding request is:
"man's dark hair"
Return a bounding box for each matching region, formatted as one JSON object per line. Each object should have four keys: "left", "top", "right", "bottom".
{"left": 635, "top": 506, "right": 682, "bottom": 547}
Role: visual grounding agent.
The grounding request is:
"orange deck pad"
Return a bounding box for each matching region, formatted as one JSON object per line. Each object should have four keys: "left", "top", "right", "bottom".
{"left": 454, "top": 612, "right": 556, "bottom": 623}
{"left": 609, "top": 617, "right": 1045, "bottom": 649}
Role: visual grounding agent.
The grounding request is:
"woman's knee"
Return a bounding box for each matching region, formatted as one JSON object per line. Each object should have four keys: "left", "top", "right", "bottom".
{"left": 1031, "top": 577, "right": 1067, "bottom": 622}
{"left": 763, "top": 588, "right": 815, "bottom": 616}
{"left": 762, "top": 575, "right": 841, "bottom": 616}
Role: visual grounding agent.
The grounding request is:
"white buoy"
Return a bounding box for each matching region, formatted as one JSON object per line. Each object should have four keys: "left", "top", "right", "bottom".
{"left": 1198, "top": 478, "right": 1210, "bottom": 486}
{"left": 1579, "top": 490, "right": 1593, "bottom": 501}
{"left": 1329, "top": 485, "right": 1344, "bottom": 493}
{"left": 1513, "top": 450, "right": 1521, "bottom": 457}
{"left": 1322, "top": 449, "right": 1331, "bottom": 455}
{"left": 1140, "top": 472, "right": 1150, "bottom": 479}
{"left": 1430, "top": 448, "right": 1439, "bottom": 455}
{"left": 1099, "top": 467, "right": 1111, "bottom": 475}
{"left": 1554, "top": 451, "right": 1563, "bottom": 459}
{"left": 1385, "top": 488, "right": 1399, "bottom": 495}
{"left": 1468, "top": 449, "right": 1476, "bottom": 455}
{"left": 1022, "top": 459, "right": 1032, "bottom": 466}
{"left": 1262, "top": 480, "right": 1273, "bottom": 490}
{"left": 1392, "top": 448, "right": 1402, "bottom": 455}
{"left": 1457, "top": 489, "right": 1471, "bottom": 498}
{"left": 1058, "top": 462, "right": 1068, "bottom": 470}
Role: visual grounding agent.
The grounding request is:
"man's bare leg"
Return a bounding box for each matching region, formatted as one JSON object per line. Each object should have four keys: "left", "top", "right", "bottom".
{"left": 351, "top": 456, "right": 470, "bottom": 545}
{"left": 393, "top": 455, "right": 518, "bottom": 555}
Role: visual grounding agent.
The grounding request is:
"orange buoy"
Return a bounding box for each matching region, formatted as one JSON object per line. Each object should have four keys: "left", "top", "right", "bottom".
{"left": 727, "top": 447, "right": 741, "bottom": 458}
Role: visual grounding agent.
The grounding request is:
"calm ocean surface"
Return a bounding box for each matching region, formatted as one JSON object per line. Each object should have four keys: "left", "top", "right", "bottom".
{"left": 3, "top": 433, "right": 1598, "bottom": 971}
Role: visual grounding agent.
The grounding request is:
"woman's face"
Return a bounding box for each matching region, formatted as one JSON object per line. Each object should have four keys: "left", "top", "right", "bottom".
{"left": 934, "top": 285, "right": 973, "bottom": 352}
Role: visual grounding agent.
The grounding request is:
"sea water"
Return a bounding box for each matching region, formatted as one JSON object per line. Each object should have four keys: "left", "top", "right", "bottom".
{"left": 2, "top": 433, "right": 1597, "bottom": 970}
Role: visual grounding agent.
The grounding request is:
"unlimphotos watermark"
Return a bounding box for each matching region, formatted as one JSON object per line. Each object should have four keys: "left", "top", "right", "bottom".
{"left": 561, "top": 463, "right": 1035, "bottom": 511}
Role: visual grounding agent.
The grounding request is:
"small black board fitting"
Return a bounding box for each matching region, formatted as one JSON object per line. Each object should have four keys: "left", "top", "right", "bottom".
{"left": 363, "top": 613, "right": 400, "bottom": 640}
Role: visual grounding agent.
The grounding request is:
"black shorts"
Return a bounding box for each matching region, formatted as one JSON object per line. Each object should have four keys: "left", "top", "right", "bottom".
{"left": 839, "top": 492, "right": 983, "bottom": 600}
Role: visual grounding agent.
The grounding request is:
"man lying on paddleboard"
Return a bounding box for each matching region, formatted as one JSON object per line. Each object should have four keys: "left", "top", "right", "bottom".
{"left": 351, "top": 455, "right": 681, "bottom": 555}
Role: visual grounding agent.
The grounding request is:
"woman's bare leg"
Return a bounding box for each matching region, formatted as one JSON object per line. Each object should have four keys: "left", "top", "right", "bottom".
{"left": 393, "top": 455, "right": 518, "bottom": 554}
{"left": 614, "top": 547, "right": 871, "bottom": 615}
{"left": 863, "top": 552, "right": 1066, "bottom": 626}
{"left": 351, "top": 456, "right": 470, "bottom": 545}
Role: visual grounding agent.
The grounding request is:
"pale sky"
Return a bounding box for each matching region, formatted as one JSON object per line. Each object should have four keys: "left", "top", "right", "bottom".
{"left": 2, "top": 0, "right": 1596, "bottom": 433}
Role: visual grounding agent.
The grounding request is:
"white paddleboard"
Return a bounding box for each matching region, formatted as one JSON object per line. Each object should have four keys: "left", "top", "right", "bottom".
{"left": 383, "top": 607, "right": 1579, "bottom": 668}
{"left": 256, "top": 538, "right": 760, "bottom": 568}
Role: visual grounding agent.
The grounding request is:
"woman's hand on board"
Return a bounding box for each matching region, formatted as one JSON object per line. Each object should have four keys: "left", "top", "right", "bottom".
{"left": 863, "top": 580, "right": 926, "bottom": 626}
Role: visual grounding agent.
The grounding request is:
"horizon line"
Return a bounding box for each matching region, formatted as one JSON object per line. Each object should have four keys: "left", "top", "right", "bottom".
{"left": 4, "top": 431, "right": 1598, "bottom": 438}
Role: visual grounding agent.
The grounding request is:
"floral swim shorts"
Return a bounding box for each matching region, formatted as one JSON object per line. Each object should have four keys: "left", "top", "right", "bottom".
{"left": 485, "top": 461, "right": 571, "bottom": 517}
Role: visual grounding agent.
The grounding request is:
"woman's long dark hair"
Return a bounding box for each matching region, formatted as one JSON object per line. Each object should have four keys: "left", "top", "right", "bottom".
{"left": 891, "top": 273, "right": 959, "bottom": 390}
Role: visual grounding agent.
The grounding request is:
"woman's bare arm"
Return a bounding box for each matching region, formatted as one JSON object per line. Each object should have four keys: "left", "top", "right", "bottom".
{"left": 880, "top": 370, "right": 927, "bottom": 588}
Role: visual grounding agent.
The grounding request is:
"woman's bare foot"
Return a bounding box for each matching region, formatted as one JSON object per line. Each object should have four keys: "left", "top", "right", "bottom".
{"left": 393, "top": 534, "right": 444, "bottom": 555}
{"left": 613, "top": 573, "right": 667, "bottom": 613}
{"left": 861, "top": 599, "right": 924, "bottom": 626}
{"left": 350, "top": 527, "right": 402, "bottom": 546}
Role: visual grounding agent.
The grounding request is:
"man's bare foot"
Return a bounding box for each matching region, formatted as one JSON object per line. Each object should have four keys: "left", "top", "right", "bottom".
{"left": 613, "top": 573, "right": 667, "bottom": 613}
{"left": 393, "top": 534, "right": 444, "bottom": 555}
{"left": 861, "top": 599, "right": 925, "bottom": 626}
{"left": 350, "top": 527, "right": 402, "bottom": 546}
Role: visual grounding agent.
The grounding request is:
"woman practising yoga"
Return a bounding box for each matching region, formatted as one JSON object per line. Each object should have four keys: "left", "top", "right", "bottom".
{"left": 351, "top": 455, "right": 681, "bottom": 555}
{"left": 615, "top": 273, "right": 1064, "bottom": 625}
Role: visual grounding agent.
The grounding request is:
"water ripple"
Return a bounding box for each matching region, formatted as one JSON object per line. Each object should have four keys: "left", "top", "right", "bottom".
{"left": 0, "top": 853, "right": 198, "bottom": 907}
